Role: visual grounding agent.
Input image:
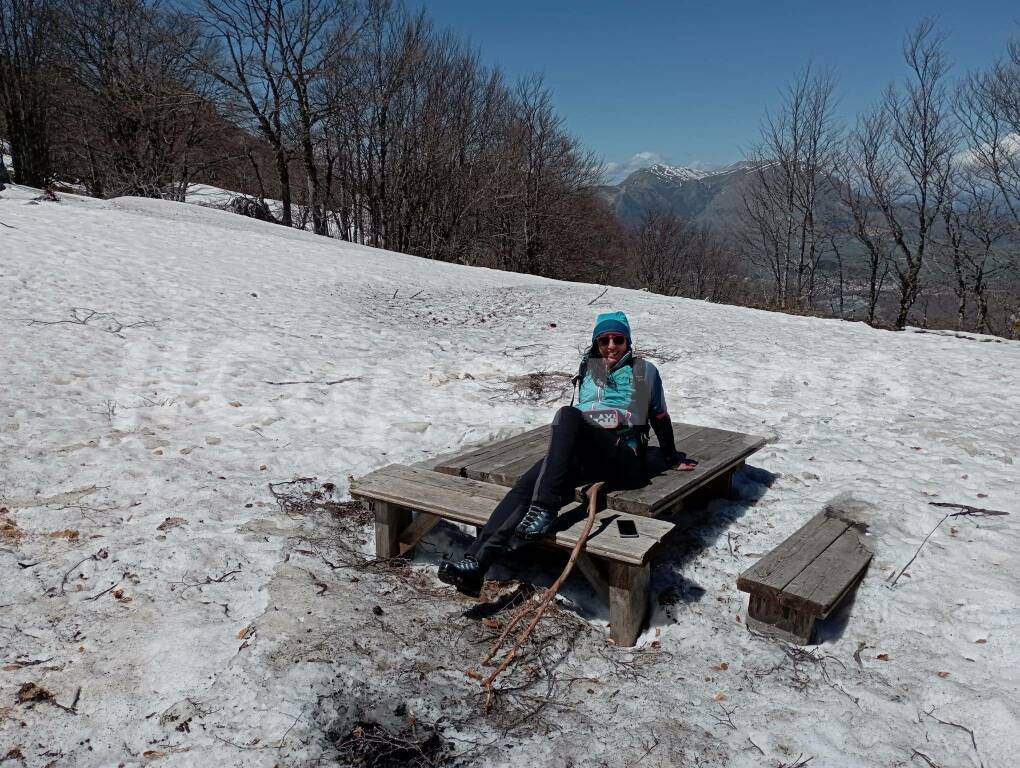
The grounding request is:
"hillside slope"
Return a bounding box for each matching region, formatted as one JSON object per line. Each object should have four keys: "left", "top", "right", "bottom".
{"left": 1, "top": 184, "right": 1018, "bottom": 767}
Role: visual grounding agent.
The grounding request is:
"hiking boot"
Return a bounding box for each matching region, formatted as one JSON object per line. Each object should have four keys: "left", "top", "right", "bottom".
{"left": 515, "top": 503, "right": 558, "bottom": 541}
{"left": 438, "top": 555, "right": 485, "bottom": 597}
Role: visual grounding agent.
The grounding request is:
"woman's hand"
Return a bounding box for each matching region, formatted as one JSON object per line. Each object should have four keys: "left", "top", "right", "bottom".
{"left": 673, "top": 458, "right": 698, "bottom": 471}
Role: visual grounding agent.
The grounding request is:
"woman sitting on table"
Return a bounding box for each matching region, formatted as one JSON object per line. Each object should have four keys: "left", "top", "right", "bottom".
{"left": 438, "top": 311, "right": 697, "bottom": 597}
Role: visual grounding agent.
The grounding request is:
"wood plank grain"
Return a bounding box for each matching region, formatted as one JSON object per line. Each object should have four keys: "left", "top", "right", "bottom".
{"left": 485, "top": 452, "right": 546, "bottom": 486}
{"left": 363, "top": 463, "right": 509, "bottom": 502}
{"left": 434, "top": 425, "right": 550, "bottom": 477}
{"left": 781, "top": 528, "right": 872, "bottom": 616}
{"left": 610, "top": 432, "right": 766, "bottom": 516}
{"left": 608, "top": 562, "right": 651, "bottom": 647}
{"left": 463, "top": 431, "right": 550, "bottom": 484}
{"left": 736, "top": 511, "right": 850, "bottom": 601}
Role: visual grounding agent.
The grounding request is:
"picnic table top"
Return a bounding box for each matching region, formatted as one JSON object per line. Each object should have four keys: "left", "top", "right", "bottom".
{"left": 429, "top": 422, "right": 766, "bottom": 517}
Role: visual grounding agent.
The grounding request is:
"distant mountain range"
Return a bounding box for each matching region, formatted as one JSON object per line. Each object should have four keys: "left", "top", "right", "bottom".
{"left": 596, "top": 161, "right": 760, "bottom": 229}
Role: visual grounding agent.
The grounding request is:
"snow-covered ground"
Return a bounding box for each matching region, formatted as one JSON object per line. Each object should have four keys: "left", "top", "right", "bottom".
{"left": 1, "top": 182, "right": 1018, "bottom": 767}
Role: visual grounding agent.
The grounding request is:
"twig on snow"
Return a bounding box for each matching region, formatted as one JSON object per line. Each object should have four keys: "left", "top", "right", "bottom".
{"left": 710, "top": 703, "right": 738, "bottom": 730}
{"left": 27, "top": 308, "right": 158, "bottom": 335}
{"left": 928, "top": 501, "right": 1009, "bottom": 517}
{"left": 85, "top": 582, "right": 120, "bottom": 601}
{"left": 911, "top": 749, "right": 943, "bottom": 768}
{"left": 778, "top": 755, "right": 813, "bottom": 768}
{"left": 169, "top": 563, "right": 242, "bottom": 596}
{"left": 587, "top": 286, "right": 608, "bottom": 305}
{"left": 60, "top": 548, "right": 109, "bottom": 593}
{"left": 922, "top": 707, "right": 983, "bottom": 768}
{"left": 746, "top": 737, "right": 765, "bottom": 755}
{"left": 263, "top": 377, "right": 363, "bottom": 386}
{"left": 888, "top": 514, "right": 948, "bottom": 587}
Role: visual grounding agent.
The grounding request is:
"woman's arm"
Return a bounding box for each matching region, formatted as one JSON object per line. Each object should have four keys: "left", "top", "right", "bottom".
{"left": 648, "top": 365, "right": 697, "bottom": 470}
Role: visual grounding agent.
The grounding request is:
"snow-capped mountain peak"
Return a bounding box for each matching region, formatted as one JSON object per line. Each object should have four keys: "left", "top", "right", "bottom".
{"left": 647, "top": 162, "right": 710, "bottom": 182}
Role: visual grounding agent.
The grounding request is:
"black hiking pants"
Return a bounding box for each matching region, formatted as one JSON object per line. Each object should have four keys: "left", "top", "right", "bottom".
{"left": 465, "top": 406, "right": 646, "bottom": 568}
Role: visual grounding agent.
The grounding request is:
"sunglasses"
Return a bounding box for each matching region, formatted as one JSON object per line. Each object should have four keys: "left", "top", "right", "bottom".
{"left": 597, "top": 335, "right": 627, "bottom": 347}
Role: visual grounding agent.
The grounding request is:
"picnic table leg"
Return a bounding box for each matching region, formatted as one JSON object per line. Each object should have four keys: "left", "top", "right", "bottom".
{"left": 704, "top": 461, "right": 744, "bottom": 500}
{"left": 372, "top": 500, "right": 412, "bottom": 559}
{"left": 608, "top": 562, "right": 650, "bottom": 647}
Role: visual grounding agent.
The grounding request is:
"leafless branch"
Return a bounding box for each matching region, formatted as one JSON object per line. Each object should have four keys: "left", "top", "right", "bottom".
{"left": 263, "top": 377, "right": 363, "bottom": 386}
{"left": 889, "top": 513, "right": 948, "bottom": 587}
{"left": 27, "top": 308, "right": 159, "bottom": 334}
{"left": 928, "top": 501, "right": 1010, "bottom": 517}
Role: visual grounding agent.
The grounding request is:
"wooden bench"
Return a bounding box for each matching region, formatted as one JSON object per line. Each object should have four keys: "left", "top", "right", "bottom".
{"left": 349, "top": 463, "right": 675, "bottom": 646}
{"left": 736, "top": 506, "right": 873, "bottom": 644}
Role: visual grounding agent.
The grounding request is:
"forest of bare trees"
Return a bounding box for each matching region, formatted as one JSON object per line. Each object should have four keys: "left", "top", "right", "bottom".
{"left": 2, "top": 2, "right": 1018, "bottom": 336}
{"left": 0, "top": 0, "right": 617, "bottom": 283}
{"left": 737, "top": 21, "right": 1020, "bottom": 336}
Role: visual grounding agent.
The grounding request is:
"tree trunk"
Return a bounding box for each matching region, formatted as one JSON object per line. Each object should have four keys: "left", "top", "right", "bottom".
{"left": 274, "top": 145, "right": 293, "bottom": 227}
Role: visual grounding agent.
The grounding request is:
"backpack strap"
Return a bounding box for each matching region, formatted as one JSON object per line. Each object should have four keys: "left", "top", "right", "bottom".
{"left": 632, "top": 357, "right": 647, "bottom": 389}
{"left": 570, "top": 356, "right": 588, "bottom": 406}
{"left": 630, "top": 357, "right": 652, "bottom": 445}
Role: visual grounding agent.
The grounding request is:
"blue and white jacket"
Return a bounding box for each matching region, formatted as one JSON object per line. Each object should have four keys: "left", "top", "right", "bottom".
{"left": 573, "top": 350, "right": 676, "bottom": 457}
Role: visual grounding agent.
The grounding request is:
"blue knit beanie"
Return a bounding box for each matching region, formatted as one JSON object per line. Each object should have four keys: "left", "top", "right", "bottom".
{"left": 592, "top": 311, "right": 631, "bottom": 342}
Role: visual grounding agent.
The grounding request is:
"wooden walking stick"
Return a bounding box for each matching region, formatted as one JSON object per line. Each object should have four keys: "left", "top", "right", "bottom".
{"left": 475, "top": 481, "right": 605, "bottom": 711}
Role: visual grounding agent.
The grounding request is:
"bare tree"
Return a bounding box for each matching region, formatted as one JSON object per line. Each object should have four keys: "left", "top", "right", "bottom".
{"left": 53, "top": 0, "right": 218, "bottom": 199}
{"left": 634, "top": 208, "right": 691, "bottom": 296}
{"left": 849, "top": 21, "right": 957, "bottom": 329}
{"left": 277, "top": 0, "right": 361, "bottom": 235}
{"left": 190, "top": 0, "right": 298, "bottom": 225}
{"left": 938, "top": 169, "right": 1014, "bottom": 332}
{"left": 632, "top": 208, "right": 740, "bottom": 301}
{"left": 0, "top": 0, "right": 56, "bottom": 186}
{"left": 740, "top": 65, "right": 841, "bottom": 309}
{"left": 835, "top": 118, "right": 893, "bottom": 325}
{"left": 957, "top": 36, "right": 1020, "bottom": 229}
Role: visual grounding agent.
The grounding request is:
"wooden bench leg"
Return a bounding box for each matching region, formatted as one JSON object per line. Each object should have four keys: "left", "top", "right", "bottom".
{"left": 746, "top": 593, "right": 816, "bottom": 644}
{"left": 373, "top": 500, "right": 412, "bottom": 559}
{"left": 608, "top": 562, "right": 650, "bottom": 647}
{"left": 398, "top": 512, "right": 441, "bottom": 557}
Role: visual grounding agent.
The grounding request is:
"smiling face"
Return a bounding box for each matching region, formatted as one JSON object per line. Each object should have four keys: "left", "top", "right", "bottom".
{"left": 596, "top": 332, "right": 629, "bottom": 367}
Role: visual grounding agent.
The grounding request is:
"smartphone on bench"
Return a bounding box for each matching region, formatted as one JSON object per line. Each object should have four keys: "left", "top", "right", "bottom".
{"left": 617, "top": 519, "right": 639, "bottom": 538}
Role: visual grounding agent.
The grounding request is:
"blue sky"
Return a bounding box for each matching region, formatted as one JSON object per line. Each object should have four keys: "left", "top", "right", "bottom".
{"left": 417, "top": 0, "right": 1020, "bottom": 181}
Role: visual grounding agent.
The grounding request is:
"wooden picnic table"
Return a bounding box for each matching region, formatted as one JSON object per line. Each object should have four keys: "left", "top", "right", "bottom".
{"left": 351, "top": 420, "right": 767, "bottom": 646}
{"left": 432, "top": 422, "right": 767, "bottom": 518}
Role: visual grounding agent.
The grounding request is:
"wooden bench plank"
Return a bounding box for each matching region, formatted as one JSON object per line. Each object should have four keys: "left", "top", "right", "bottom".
{"left": 610, "top": 431, "right": 766, "bottom": 516}
{"left": 782, "top": 527, "right": 872, "bottom": 617}
{"left": 435, "top": 425, "right": 550, "bottom": 478}
{"left": 485, "top": 450, "right": 547, "bottom": 486}
{"left": 736, "top": 511, "right": 851, "bottom": 600}
{"left": 461, "top": 432, "right": 549, "bottom": 483}
{"left": 350, "top": 464, "right": 674, "bottom": 565}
